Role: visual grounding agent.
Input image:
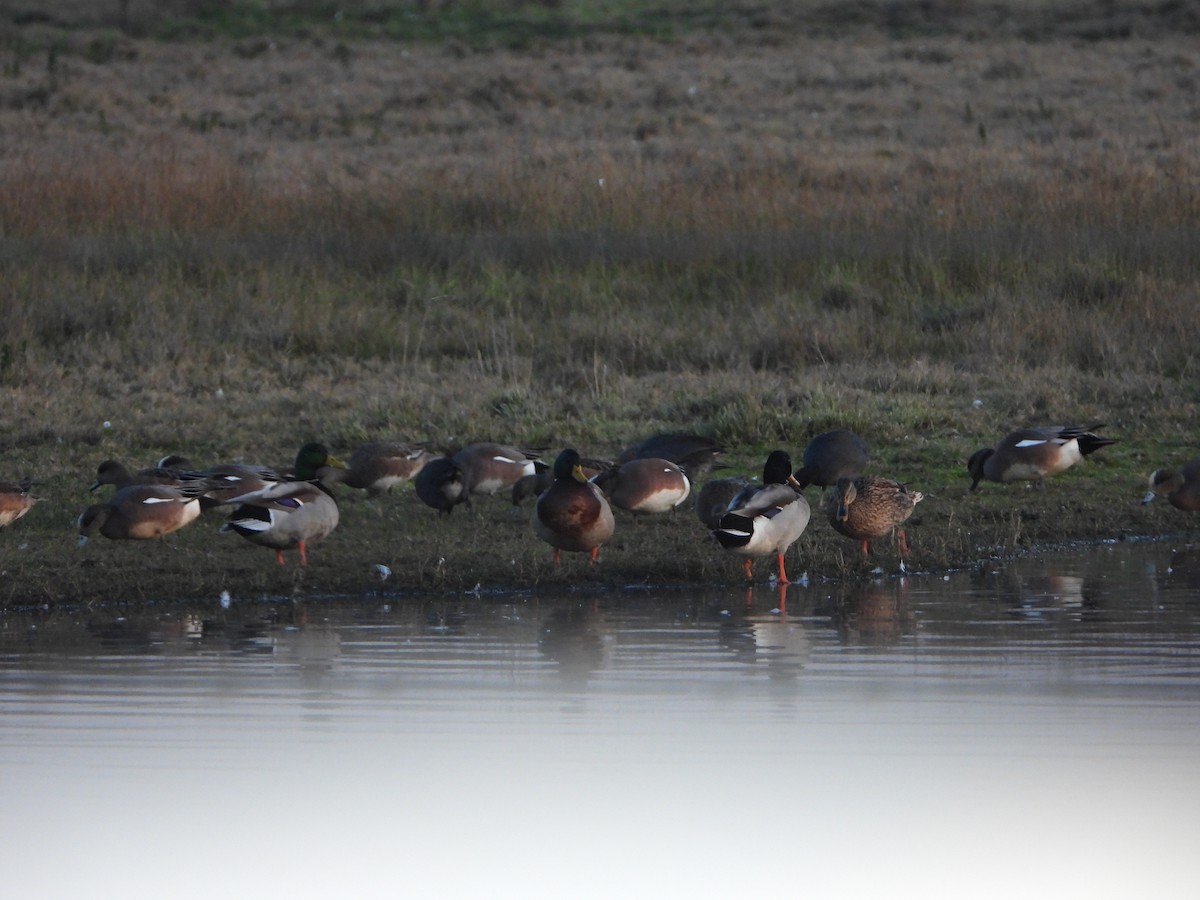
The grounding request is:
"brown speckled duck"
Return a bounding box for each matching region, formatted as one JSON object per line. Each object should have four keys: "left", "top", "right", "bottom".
{"left": 1143, "top": 458, "right": 1200, "bottom": 512}
{"left": 533, "top": 449, "right": 615, "bottom": 564}
{"left": 828, "top": 475, "right": 923, "bottom": 561}
{"left": 968, "top": 424, "right": 1116, "bottom": 490}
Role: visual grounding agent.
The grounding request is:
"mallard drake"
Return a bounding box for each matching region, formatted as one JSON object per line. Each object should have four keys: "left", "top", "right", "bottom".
{"left": 792, "top": 429, "right": 869, "bottom": 489}
{"left": 968, "top": 424, "right": 1117, "bottom": 490}
{"left": 0, "top": 477, "right": 40, "bottom": 529}
{"left": 712, "top": 450, "right": 810, "bottom": 582}
{"left": 512, "top": 456, "right": 607, "bottom": 507}
{"left": 616, "top": 433, "right": 726, "bottom": 481}
{"left": 414, "top": 456, "right": 470, "bottom": 514}
{"left": 219, "top": 443, "right": 345, "bottom": 566}
{"left": 449, "top": 443, "right": 544, "bottom": 497}
{"left": 592, "top": 458, "right": 691, "bottom": 515}
{"left": 1143, "top": 458, "right": 1200, "bottom": 512}
{"left": 694, "top": 475, "right": 752, "bottom": 530}
{"left": 332, "top": 441, "right": 436, "bottom": 496}
{"left": 828, "top": 475, "right": 923, "bottom": 558}
{"left": 533, "top": 448, "right": 616, "bottom": 564}
{"left": 77, "top": 483, "right": 204, "bottom": 544}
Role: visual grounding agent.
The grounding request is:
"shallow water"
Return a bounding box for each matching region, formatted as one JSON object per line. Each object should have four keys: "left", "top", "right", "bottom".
{"left": 3, "top": 540, "right": 1200, "bottom": 899}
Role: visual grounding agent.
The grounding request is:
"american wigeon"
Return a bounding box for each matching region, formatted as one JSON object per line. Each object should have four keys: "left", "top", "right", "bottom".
{"left": 0, "top": 477, "right": 40, "bottom": 529}
{"left": 712, "top": 450, "right": 810, "bottom": 583}
{"left": 791, "top": 429, "right": 869, "bottom": 489}
{"left": 332, "top": 441, "right": 436, "bottom": 496}
{"left": 218, "top": 443, "right": 346, "bottom": 566}
{"left": 77, "top": 483, "right": 204, "bottom": 544}
{"left": 414, "top": 456, "right": 470, "bottom": 514}
{"left": 694, "top": 475, "right": 752, "bottom": 530}
{"left": 592, "top": 457, "right": 691, "bottom": 515}
{"left": 89, "top": 459, "right": 196, "bottom": 492}
{"left": 1143, "top": 458, "right": 1200, "bottom": 512}
{"left": 533, "top": 448, "right": 616, "bottom": 564}
{"left": 968, "top": 424, "right": 1117, "bottom": 489}
{"left": 616, "top": 433, "right": 726, "bottom": 481}
{"left": 453, "top": 443, "right": 544, "bottom": 496}
{"left": 827, "top": 475, "right": 923, "bottom": 559}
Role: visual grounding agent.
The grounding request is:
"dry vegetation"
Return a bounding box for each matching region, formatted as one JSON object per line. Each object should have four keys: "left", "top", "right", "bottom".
{"left": 0, "top": 1, "right": 1198, "bottom": 606}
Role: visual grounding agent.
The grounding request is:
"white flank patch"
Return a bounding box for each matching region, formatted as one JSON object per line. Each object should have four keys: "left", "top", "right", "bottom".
{"left": 230, "top": 517, "right": 272, "bottom": 532}
{"left": 141, "top": 497, "right": 177, "bottom": 505}
{"left": 1013, "top": 439, "right": 1048, "bottom": 448}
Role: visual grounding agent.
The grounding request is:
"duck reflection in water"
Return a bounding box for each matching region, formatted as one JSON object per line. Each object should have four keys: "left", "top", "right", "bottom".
{"left": 816, "top": 578, "right": 914, "bottom": 646}
{"left": 711, "top": 584, "right": 809, "bottom": 681}
{"left": 538, "top": 603, "right": 609, "bottom": 688}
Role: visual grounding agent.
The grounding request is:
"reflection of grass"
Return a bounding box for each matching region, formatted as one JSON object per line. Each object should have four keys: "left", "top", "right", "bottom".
{"left": 0, "top": 4, "right": 1198, "bottom": 604}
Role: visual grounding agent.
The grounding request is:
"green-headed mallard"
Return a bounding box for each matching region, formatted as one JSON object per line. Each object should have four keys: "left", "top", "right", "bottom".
{"left": 968, "top": 424, "right": 1116, "bottom": 490}
{"left": 792, "top": 429, "right": 869, "bottom": 489}
{"left": 828, "top": 475, "right": 923, "bottom": 560}
{"left": 219, "top": 442, "right": 345, "bottom": 566}
{"left": 592, "top": 458, "right": 691, "bottom": 515}
{"left": 712, "top": 450, "right": 810, "bottom": 583}
{"left": 533, "top": 448, "right": 615, "bottom": 564}
{"left": 1143, "top": 458, "right": 1200, "bottom": 512}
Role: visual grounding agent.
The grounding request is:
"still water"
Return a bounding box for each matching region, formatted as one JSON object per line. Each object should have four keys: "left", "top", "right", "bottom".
{"left": 3, "top": 540, "right": 1200, "bottom": 899}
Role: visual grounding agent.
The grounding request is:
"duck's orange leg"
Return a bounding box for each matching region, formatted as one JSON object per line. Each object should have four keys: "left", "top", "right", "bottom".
{"left": 896, "top": 529, "right": 910, "bottom": 558}
{"left": 588, "top": 546, "right": 601, "bottom": 565}
{"left": 275, "top": 549, "right": 287, "bottom": 566}
{"left": 859, "top": 540, "right": 870, "bottom": 557}
{"left": 776, "top": 552, "right": 788, "bottom": 583}
{"left": 298, "top": 540, "right": 309, "bottom": 567}
{"left": 743, "top": 557, "right": 754, "bottom": 581}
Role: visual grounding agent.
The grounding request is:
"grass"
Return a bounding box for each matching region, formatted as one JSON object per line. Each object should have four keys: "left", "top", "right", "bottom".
{"left": 0, "top": 2, "right": 1198, "bottom": 607}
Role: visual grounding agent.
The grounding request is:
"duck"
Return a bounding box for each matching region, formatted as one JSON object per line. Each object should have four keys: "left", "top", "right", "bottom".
{"left": 1143, "top": 458, "right": 1200, "bottom": 512}
{"left": 968, "top": 424, "right": 1117, "bottom": 490}
{"left": 591, "top": 458, "right": 691, "bottom": 515}
{"left": 0, "top": 477, "right": 40, "bottom": 529}
{"left": 414, "top": 456, "right": 470, "bottom": 514}
{"left": 191, "top": 462, "right": 283, "bottom": 507}
{"left": 711, "top": 450, "right": 810, "bottom": 583}
{"left": 827, "top": 475, "right": 923, "bottom": 559}
{"left": 218, "top": 443, "right": 346, "bottom": 566}
{"left": 512, "top": 456, "right": 607, "bottom": 507}
{"left": 694, "top": 475, "right": 752, "bottom": 530}
{"left": 453, "top": 443, "right": 544, "bottom": 497}
{"left": 77, "top": 483, "right": 205, "bottom": 545}
{"left": 331, "top": 441, "right": 436, "bottom": 497}
{"left": 791, "top": 429, "right": 869, "bottom": 489}
{"left": 616, "top": 433, "right": 726, "bottom": 481}
{"left": 89, "top": 458, "right": 198, "bottom": 492}
{"left": 533, "top": 448, "right": 616, "bottom": 564}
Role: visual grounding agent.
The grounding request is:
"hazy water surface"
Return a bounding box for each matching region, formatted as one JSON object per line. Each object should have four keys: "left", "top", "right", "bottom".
{"left": 3, "top": 540, "right": 1200, "bottom": 899}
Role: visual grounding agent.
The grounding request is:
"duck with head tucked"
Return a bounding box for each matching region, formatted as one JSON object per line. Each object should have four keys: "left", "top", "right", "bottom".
{"left": 791, "top": 429, "right": 869, "bottom": 490}
{"left": 219, "top": 442, "right": 346, "bottom": 566}
{"left": 711, "top": 450, "right": 810, "bottom": 583}
{"left": 533, "top": 449, "right": 615, "bottom": 565}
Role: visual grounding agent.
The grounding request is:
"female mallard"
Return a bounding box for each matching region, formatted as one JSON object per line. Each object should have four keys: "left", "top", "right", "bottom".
{"left": 827, "top": 475, "right": 923, "bottom": 560}
{"left": 712, "top": 450, "right": 810, "bottom": 583}
{"left": 0, "top": 477, "right": 40, "bottom": 529}
{"left": 591, "top": 458, "right": 691, "bottom": 515}
{"left": 533, "top": 448, "right": 615, "bottom": 564}
{"left": 1143, "top": 458, "right": 1200, "bottom": 512}
{"left": 968, "top": 424, "right": 1116, "bottom": 490}
{"left": 219, "top": 443, "right": 346, "bottom": 566}
{"left": 77, "top": 483, "right": 204, "bottom": 544}
{"left": 791, "top": 429, "right": 869, "bottom": 489}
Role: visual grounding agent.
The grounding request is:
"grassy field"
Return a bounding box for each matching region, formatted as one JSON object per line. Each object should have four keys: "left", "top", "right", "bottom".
{"left": 0, "top": 1, "right": 1197, "bottom": 607}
